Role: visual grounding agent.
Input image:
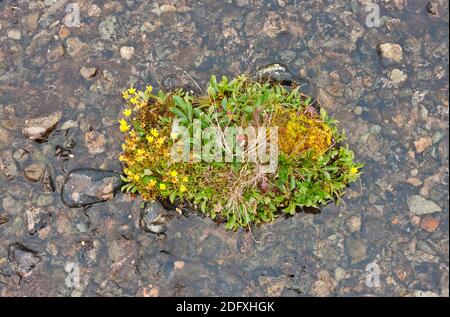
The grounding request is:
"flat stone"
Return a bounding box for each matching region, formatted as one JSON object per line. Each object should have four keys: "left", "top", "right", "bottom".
{"left": 334, "top": 267, "right": 346, "bottom": 282}
{"left": 407, "top": 195, "right": 441, "bottom": 215}
{"left": 24, "top": 163, "right": 46, "bottom": 182}
{"left": 426, "top": 1, "right": 439, "bottom": 15}
{"left": 420, "top": 216, "right": 440, "bottom": 232}
{"left": 22, "top": 111, "right": 62, "bottom": 140}
{"left": 345, "top": 239, "right": 367, "bottom": 264}
{"left": 61, "top": 169, "right": 123, "bottom": 207}
{"left": 84, "top": 131, "right": 106, "bottom": 154}
{"left": 8, "top": 243, "right": 41, "bottom": 277}
{"left": 389, "top": 68, "right": 407, "bottom": 83}
{"left": 22, "top": 13, "right": 40, "bottom": 31}
{"left": 346, "top": 216, "right": 361, "bottom": 232}
{"left": 25, "top": 207, "right": 51, "bottom": 234}
{"left": 414, "top": 137, "right": 432, "bottom": 153}
{"left": 378, "top": 43, "right": 403, "bottom": 66}
{"left": 98, "top": 16, "right": 117, "bottom": 40}
{"left": 7, "top": 29, "right": 22, "bottom": 40}
{"left": 80, "top": 66, "right": 98, "bottom": 80}
{"left": 120, "top": 46, "right": 135, "bottom": 60}
{"left": 0, "top": 126, "right": 10, "bottom": 147}
{"left": 312, "top": 270, "right": 336, "bottom": 297}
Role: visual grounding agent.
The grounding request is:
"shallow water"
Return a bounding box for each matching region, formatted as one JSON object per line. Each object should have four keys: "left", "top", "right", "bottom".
{"left": 0, "top": 0, "right": 448, "bottom": 296}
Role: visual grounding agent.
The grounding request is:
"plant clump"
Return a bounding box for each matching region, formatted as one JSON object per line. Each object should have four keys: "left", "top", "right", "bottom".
{"left": 118, "top": 75, "right": 362, "bottom": 230}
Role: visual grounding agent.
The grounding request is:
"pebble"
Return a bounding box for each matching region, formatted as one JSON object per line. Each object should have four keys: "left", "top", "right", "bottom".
{"left": 0, "top": 126, "right": 10, "bottom": 147}
{"left": 346, "top": 216, "right": 361, "bottom": 232}
{"left": 24, "top": 163, "right": 46, "bottom": 182}
{"left": 389, "top": 69, "right": 407, "bottom": 83}
{"left": 87, "top": 4, "right": 102, "bottom": 17}
{"left": 426, "top": 1, "right": 439, "bottom": 15}
{"left": 312, "top": 270, "right": 336, "bottom": 297}
{"left": 120, "top": 46, "right": 135, "bottom": 60}
{"left": 60, "top": 120, "right": 79, "bottom": 130}
{"left": 8, "top": 243, "right": 41, "bottom": 277}
{"left": 22, "top": 13, "right": 40, "bottom": 31}
{"left": 7, "top": 29, "right": 22, "bottom": 40}
{"left": 25, "top": 207, "right": 51, "bottom": 234}
{"left": 407, "top": 195, "right": 442, "bottom": 215}
{"left": 406, "top": 177, "right": 422, "bottom": 187}
{"left": 254, "top": 63, "right": 296, "bottom": 85}
{"left": 22, "top": 111, "right": 62, "bottom": 140}
{"left": 85, "top": 131, "right": 106, "bottom": 154}
{"left": 345, "top": 239, "right": 367, "bottom": 264}
{"left": 378, "top": 43, "right": 403, "bottom": 66}
{"left": 140, "top": 201, "right": 168, "bottom": 234}
{"left": 420, "top": 216, "right": 440, "bottom": 233}
{"left": 334, "top": 267, "right": 346, "bottom": 282}
{"left": 414, "top": 137, "right": 432, "bottom": 153}
{"left": 99, "top": 16, "right": 117, "bottom": 40}
{"left": 80, "top": 66, "right": 98, "bottom": 80}
{"left": 61, "top": 169, "right": 123, "bottom": 207}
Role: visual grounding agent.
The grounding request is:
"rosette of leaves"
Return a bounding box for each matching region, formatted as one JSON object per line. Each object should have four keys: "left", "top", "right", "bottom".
{"left": 118, "top": 75, "right": 362, "bottom": 230}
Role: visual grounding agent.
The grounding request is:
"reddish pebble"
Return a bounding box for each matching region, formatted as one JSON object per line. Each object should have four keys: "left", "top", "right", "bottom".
{"left": 420, "top": 216, "right": 440, "bottom": 232}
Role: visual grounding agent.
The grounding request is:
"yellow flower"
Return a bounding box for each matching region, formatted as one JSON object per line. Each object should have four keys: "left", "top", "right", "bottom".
{"left": 180, "top": 185, "right": 187, "bottom": 193}
{"left": 156, "top": 137, "right": 165, "bottom": 147}
{"left": 122, "top": 91, "right": 130, "bottom": 99}
{"left": 169, "top": 170, "right": 178, "bottom": 177}
{"left": 123, "top": 108, "right": 132, "bottom": 117}
{"left": 150, "top": 128, "right": 159, "bottom": 137}
{"left": 130, "top": 97, "right": 138, "bottom": 105}
{"left": 159, "top": 183, "right": 166, "bottom": 190}
{"left": 146, "top": 179, "right": 156, "bottom": 189}
{"left": 146, "top": 135, "right": 154, "bottom": 143}
{"left": 350, "top": 167, "right": 359, "bottom": 174}
{"left": 128, "top": 87, "right": 136, "bottom": 94}
{"left": 119, "top": 119, "right": 130, "bottom": 132}
{"left": 182, "top": 176, "right": 188, "bottom": 182}
{"left": 146, "top": 85, "right": 153, "bottom": 93}
{"left": 119, "top": 154, "right": 125, "bottom": 161}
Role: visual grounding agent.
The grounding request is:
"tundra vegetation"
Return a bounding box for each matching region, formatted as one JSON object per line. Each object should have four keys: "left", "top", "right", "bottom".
{"left": 118, "top": 75, "right": 362, "bottom": 230}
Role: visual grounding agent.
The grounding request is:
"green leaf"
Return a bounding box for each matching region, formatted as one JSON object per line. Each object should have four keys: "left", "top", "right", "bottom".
{"left": 169, "top": 107, "right": 187, "bottom": 120}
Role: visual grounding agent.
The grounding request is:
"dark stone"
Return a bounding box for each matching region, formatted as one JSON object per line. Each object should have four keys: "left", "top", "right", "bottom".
{"left": 254, "top": 63, "right": 314, "bottom": 96}
{"left": 42, "top": 168, "right": 55, "bottom": 192}
{"left": 25, "top": 207, "right": 52, "bottom": 235}
{"left": 140, "top": 201, "right": 168, "bottom": 234}
{"left": 61, "top": 169, "right": 123, "bottom": 208}
{"left": 8, "top": 243, "right": 41, "bottom": 277}
{"left": 254, "top": 63, "right": 295, "bottom": 85}
{"left": 0, "top": 214, "right": 9, "bottom": 225}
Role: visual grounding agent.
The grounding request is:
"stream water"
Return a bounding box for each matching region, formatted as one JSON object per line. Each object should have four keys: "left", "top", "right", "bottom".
{"left": 0, "top": 0, "right": 448, "bottom": 296}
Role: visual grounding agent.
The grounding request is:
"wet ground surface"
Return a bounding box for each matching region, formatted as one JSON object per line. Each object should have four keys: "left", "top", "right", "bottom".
{"left": 0, "top": 0, "right": 448, "bottom": 296}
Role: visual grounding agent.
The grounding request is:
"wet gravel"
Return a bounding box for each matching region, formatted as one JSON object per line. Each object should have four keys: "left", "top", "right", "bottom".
{"left": 0, "top": 0, "right": 448, "bottom": 296}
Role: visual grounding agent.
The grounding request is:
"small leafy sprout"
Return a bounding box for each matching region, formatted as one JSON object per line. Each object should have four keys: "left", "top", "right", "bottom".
{"left": 118, "top": 76, "right": 362, "bottom": 230}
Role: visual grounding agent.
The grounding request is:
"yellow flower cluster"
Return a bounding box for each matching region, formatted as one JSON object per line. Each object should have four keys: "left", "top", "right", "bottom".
{"left": 119, "top": 84, "right": 191, "bottom": 201}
